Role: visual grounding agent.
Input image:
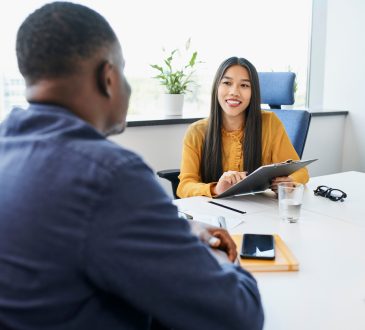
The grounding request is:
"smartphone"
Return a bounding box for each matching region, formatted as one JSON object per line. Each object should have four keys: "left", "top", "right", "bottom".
{"left": 240, "top": 234, "right": 275, "bottom": 260}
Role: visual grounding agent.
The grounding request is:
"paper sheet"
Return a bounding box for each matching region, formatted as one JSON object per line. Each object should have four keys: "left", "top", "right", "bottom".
{"left": 178, "top": 210, "right": 243, "bottom": 229}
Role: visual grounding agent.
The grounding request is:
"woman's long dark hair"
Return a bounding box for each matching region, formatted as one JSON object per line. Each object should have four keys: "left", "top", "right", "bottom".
{"left": 201, "top": 57, "right": 262, "bottom": 183}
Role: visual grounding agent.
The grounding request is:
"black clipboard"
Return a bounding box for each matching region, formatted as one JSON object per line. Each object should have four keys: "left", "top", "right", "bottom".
{"left": 214, "top": 158, "right": 317, "bottom": 199}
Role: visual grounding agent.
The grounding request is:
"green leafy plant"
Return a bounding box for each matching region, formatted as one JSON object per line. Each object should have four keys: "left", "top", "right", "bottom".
{"left": 287, "top": 65, "right": 298, "bottom": 94}
{"left": 150, "top": 39, "right": 200, "bottom": 94}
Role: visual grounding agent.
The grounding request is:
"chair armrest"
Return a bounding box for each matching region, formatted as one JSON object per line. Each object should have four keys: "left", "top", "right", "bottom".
{"left": 156, "top": 169, "right": 181, "bottom": 199}
{"left": 157, "top": 169, "right": 180, "bottom": 182}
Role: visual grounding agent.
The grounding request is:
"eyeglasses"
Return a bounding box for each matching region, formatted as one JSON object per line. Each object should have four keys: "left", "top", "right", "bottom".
{"left": 313, "top": 185, "right": 347, "bottom": 202}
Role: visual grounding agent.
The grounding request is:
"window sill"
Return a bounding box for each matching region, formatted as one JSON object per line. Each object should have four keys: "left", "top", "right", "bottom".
{"left": 126, "top": 110, "right": 348, "bottom": 127}
{"left": 126, "top": 114, "right": 205, "bottom": 127}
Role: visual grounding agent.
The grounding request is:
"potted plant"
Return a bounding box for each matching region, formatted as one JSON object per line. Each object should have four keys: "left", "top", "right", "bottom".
{"left": 150, "top": 39, "right": 200, "bottom": 116}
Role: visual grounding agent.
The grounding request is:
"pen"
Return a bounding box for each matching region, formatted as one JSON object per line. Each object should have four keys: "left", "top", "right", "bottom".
{"left": 208, "top": 201, "right": 246, "bottom": 215}
{"left": 217, "top": 216, "right": 227, "bottom": 229}
{"left": 178, "top": 210, "right": 193, "bottom": 220}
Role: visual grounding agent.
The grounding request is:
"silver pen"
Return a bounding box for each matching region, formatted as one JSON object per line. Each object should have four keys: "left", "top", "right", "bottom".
{"left": 178, "top": 210, "right": 193, "bottom": 220}
{"left": 217, "top": 216, "right": 227, "bottom": 229}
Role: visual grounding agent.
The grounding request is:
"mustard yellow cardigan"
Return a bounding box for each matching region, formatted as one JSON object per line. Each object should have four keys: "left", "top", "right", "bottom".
{"left": 177, "top": 111, "right": 309, "bottom": 198}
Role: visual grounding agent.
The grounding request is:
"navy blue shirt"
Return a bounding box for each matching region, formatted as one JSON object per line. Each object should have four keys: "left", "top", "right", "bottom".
{"left": 0, "top": 104, "right": 264, "bottom": 329}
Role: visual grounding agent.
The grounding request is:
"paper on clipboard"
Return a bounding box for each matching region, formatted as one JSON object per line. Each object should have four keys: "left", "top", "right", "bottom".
{"left": 214, "top": 158, "right": 317, "bottom": 199}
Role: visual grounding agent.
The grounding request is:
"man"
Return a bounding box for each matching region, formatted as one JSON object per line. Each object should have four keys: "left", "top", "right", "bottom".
{"left": 0, "top": 2, "right": 264, "bottom": 329}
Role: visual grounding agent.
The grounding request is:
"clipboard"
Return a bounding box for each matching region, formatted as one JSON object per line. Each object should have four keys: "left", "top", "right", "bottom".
{"left": 214, "top": 158, "right": 317, "bottom": 199}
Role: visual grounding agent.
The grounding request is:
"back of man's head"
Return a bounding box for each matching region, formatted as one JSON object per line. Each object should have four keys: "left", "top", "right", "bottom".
{"left": 16, "top": 1, "right": 118, "bottom": 83}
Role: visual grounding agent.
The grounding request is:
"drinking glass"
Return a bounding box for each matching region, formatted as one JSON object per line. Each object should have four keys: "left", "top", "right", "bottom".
{"left": 278, "top": 182, "right": 304, "bottom": 223}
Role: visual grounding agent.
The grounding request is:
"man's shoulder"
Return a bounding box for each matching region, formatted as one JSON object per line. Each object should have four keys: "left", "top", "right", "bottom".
{"left": 25, "top": 104, "right": 146, "bottom": 172}
{"left": 67, "top": 138, "right": 145, "bottom": 174}
{"left": 3, "top": 104, "right": 150, "bottom": 181}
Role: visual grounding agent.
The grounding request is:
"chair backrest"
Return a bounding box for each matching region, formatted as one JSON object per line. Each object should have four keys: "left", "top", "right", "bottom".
{"left": 258, "top": 72, "right": 296, "bottom": 109}
{"left": 258, "top": 71, "right": 311, "bottom": 158}
{"left": 268, "top": 109, "right": 311, "bottom": 158}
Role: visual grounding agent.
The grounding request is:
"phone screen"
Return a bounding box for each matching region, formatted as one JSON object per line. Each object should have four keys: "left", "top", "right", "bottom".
{"left": 240, "top": 234, "right": 275, "bottom": 260}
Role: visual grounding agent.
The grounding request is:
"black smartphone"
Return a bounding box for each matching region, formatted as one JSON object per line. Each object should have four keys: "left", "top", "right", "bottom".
{"left": 240, "top": 234, "right": 275, "bottom": 260}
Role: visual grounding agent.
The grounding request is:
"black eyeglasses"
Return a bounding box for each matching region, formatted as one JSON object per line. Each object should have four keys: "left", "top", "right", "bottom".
{"left": 313, "top": 185, "right": 347, "bottom": 202}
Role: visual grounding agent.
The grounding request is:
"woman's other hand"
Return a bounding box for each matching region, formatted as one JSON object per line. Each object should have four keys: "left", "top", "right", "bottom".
{"left": 270, "top": 176, "right": 293, "bottom": 194}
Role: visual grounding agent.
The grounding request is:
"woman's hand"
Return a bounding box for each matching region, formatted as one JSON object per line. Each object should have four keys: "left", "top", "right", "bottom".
{"left": 270, "top": 176, "right": 294, "bottom": 194}
{"left": 214, "top": 171, "right": 247, "bottom": 195}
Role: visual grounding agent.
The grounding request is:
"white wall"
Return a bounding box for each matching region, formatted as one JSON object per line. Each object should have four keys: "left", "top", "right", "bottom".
{"left": 110, "top": 114, "right": 346, "bottom": 197}
{"left": 109, "top": 124, "right": 187, "bottom": 194}
{"left": 309, "top": 0, "right": 365, "bottom": 172}
{"left": 302, "top": 114, "right": 346, "bottom": 177}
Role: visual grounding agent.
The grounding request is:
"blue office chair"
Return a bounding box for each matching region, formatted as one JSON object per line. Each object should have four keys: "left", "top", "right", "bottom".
{"left": 258, "top": 72, "right": 311, "bottom": 158}
{"left": 258, "top": 72, "right": 296, "bottom": 109}
{"left": 267, "top": 108, "right": 311, "bottom": 158}
{"left": 157, "top": 72, "right": 311, "bottom": 198}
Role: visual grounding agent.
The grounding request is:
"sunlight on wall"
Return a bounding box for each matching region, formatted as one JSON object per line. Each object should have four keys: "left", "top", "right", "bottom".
{"left": 0, "top": 0, "right": 311, "bottom": 119}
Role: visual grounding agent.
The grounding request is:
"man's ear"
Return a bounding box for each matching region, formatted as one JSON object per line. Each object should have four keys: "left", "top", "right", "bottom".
{"left": 96, "top": 61, "right": 113, "bottom": 97}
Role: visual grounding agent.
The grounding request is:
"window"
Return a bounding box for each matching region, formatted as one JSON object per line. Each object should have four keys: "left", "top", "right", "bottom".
{"left": 0, "top": 0, "right": 312, "bottom": 120}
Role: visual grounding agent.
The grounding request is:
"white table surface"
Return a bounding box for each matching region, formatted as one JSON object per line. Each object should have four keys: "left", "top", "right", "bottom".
{"left": 174, "top": 171, "right": 365, "bottom": 330}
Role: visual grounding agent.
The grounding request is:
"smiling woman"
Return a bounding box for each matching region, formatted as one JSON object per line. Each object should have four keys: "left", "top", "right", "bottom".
{"left": 176, "top": 56, "right": 309, "bottom": 199}
{"left": 0, "top": 0, "right": 312, "bottom": 120}
{"left": 218, "top": 65, "right": 252, "bottom": 129}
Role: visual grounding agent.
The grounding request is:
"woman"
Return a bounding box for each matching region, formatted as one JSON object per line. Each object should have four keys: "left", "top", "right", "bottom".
{"left": 177, "top": 57, "right": 309, "bottom": 198}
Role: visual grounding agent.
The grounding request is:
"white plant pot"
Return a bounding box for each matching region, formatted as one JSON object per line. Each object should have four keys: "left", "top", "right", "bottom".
{"left": 163, "top": 94, "right": 184, "bottom": 116}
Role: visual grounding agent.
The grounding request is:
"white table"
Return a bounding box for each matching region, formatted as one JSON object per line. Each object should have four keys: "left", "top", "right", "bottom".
{"left": 174, "top": 171, "right": 365, "bottom": 330}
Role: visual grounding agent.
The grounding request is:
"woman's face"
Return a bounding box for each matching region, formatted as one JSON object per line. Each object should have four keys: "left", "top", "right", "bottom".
{"left": 217, "top": 64, "right": 252, "bottom": 121}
